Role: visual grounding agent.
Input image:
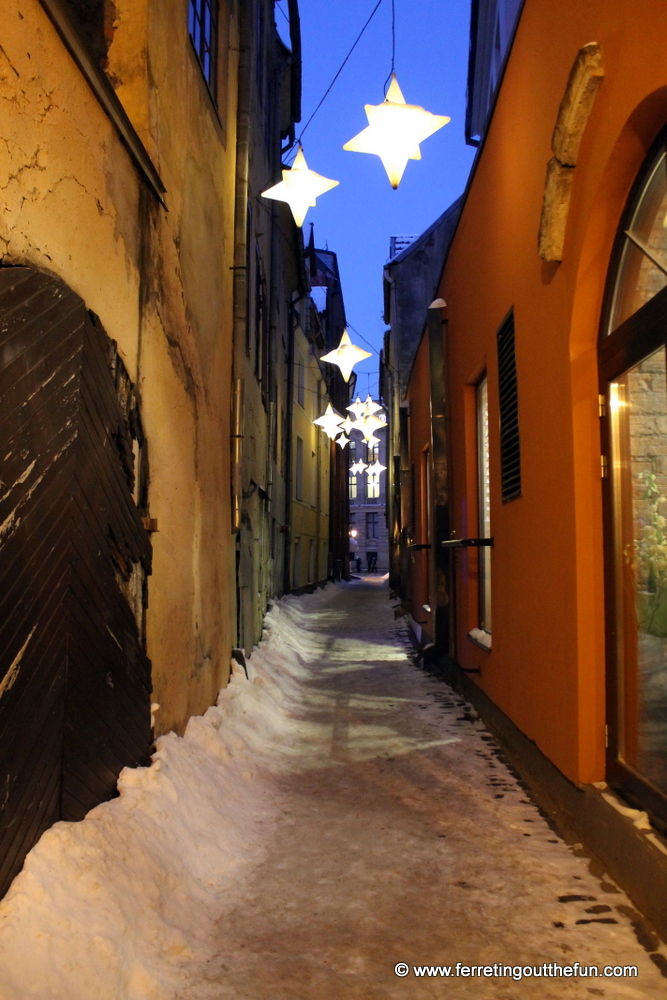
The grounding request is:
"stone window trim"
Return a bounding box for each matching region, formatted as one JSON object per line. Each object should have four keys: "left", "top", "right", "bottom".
{"left": 37, "top": 0, "right": 166, "bottom": 207}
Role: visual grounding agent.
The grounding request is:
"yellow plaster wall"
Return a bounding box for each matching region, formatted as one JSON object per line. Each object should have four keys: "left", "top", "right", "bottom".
{"left": 0, "top": 0, "right": 239, "bottom": 735}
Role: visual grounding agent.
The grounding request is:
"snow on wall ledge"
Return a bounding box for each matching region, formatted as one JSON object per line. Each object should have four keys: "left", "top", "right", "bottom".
{"left": 0, "top": 593, "right": 321, "bottom": 1000}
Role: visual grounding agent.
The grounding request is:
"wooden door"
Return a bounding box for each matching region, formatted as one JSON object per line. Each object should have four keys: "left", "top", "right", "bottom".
{"left": 0, "top": 267, "right": 152, "bottom": 897}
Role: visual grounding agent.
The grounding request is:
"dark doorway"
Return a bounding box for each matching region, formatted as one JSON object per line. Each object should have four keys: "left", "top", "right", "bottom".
{"left": 0, "top": 267, "right": 153, "bottom": 897}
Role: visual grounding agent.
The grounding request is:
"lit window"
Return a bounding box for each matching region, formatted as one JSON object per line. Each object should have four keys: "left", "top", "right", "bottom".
{"left": 367, "top": 476, "right": 380, "bottom": 500}
{"left": 189, "top": 0, "right": 219, "bottom": 93}
{"left": 349, "top": 475, "right": 357, "bottom": 500}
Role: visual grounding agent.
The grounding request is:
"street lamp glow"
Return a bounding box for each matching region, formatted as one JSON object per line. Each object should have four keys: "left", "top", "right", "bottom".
{"left": 343, "top": 76, "right": 450, "bottom": 189}
{"left": 320, "top": 330, "right": 372, "bottom": 382}
{"left": 261, "top": 147, "right": 339, "bottom": 227}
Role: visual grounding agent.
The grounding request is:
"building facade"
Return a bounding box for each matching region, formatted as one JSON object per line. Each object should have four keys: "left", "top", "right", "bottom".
{"left": 387, "top": 0, "right": 667, "bottom": 934}
{"left": 0, "top": 0, "right": 339, "bottom": 898}
{"left": 349, "top": 420, "right": 389, "bottom": 573}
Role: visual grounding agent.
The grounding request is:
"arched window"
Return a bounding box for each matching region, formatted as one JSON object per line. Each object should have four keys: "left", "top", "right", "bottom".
{"left": 600, "top": 129, "right": 667, "bottom": 827}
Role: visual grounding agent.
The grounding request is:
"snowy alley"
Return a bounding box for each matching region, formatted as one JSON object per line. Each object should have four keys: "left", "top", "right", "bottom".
{"left": 2, "top": 577, "right": 667, "bottom": 999}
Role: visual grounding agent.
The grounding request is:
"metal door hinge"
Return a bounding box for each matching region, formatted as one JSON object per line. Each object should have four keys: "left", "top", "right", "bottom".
{"left": 601, "top": 455, "right": 608, "bottom": 478}
{"left": 599, "top": 394, "right": 606, "bottom": 417}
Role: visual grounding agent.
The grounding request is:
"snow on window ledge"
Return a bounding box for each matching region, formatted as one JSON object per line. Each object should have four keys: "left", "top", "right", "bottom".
{"left": 468, "top": 627, "right": 492, "bottom": 651}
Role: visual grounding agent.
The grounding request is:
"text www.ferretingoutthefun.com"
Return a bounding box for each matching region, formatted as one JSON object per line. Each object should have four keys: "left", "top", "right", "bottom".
{"left": 393, "top": 962, "right": 638, "bottom": 981}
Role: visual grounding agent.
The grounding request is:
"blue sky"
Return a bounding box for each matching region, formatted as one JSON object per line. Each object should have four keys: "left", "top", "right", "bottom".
{"left": 276, "top": 0, "right": 476, "bottom": 397}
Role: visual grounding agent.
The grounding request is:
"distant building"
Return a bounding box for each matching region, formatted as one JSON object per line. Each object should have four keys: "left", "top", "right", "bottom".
{"left": 348, "top": 418, "right": 389, "bottom": 574}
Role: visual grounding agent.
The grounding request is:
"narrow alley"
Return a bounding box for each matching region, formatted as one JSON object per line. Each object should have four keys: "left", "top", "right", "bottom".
{"left": 186, "top": 579, "right": 667, "bottom": 999}
{"left": 2, "top": 579, "right": 667, "bottom": 997}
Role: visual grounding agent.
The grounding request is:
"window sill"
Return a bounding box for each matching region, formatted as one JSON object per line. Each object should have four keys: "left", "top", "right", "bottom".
{"left": 468, "top": 628, "right": 492, "bottom": 652}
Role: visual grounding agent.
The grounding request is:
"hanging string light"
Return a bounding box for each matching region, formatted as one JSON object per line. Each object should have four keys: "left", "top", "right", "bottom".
{"left": 261, "top": 147, "right": 339, "bottom": 227}
{"left": 320, "top": 330, "right": 372, "bottom": 383}
{"left": 343, "top": 0, "right": 449, "bottom": 188}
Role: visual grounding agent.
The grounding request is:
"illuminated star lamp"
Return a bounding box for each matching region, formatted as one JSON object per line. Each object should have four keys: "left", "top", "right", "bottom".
{"left": 363, "top": 395, "right": 384, "bottom": 416}
{"left": 356, "top": 412, "right": 385, "bottom": 442}
{"left": 320, "top": 330, "right": 372, "bottom": 383}
{"left": 343, "top": 75, "right": 450, "bottom": 189}
{"left": 261, "top": 147, "right": 339, "bottom": 227}
{"left": 335, "top": 433, "right": 350, "bottom": 449}
{"left": 347, "top": 396, "right": 368, "bottom": 420}
{"left": 366, "top": 460, "right": 386, "bottom": 476}
{"left": 313, "top": 403, "right": 344, "bottom": 439}
{"left": 350, "top": 460, "right": 368, "bottom": 475}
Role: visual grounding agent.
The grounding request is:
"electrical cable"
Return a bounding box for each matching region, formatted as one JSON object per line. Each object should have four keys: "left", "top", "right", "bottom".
{"left": 289, "top": 0, "right": 388, "bottom": 153}
{"left": 383, "top": 0, "right": 396, "bottom": 95}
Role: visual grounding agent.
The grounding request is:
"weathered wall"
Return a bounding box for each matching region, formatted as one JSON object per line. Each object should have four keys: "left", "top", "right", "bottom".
{"left": 291, "top": 322, "right": 330, "bottom": 589}
{"left": 439, "top": 0, "right": 667, "bottom": 783}
{"left": 0, "top": 0, "right": 239, "bottom": 735}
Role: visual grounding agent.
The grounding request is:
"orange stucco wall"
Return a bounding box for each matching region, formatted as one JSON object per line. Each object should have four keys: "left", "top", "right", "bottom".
{"left": 435, "top": 0, "right": 667, "bottom": 784}
{"left": 406, "top": 339, "right": 434, "bottom": 636}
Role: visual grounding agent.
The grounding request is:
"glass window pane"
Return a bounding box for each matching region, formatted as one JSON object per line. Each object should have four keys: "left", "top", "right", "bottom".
{"left": 609, "top": 152, "right": 667, "bottom": 332}
{"left": 610, "top": 346, "right": 667, "bottom": 795}
{"left": 477, "top": 377, "right": 491, "bottom": 632}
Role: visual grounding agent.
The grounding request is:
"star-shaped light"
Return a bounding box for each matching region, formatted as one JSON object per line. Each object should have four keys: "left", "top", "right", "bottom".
{"left": 362, "top": 395, "right": 384, "bottom": 416}
{"left": 320, "top": 330, "right": 372, "bottom": 382}
{"left": 346, "top": 396, "right": 367, "bottom": 420}
{"left": 343, "top": 75, "right": 450, "bottom": 189}
{"left": 338, "top": 416, "right": 357, "bottom": 437}
{"left": 335, "top": 433, "right": 350, "bottom": 448}
{"left": 350, "top": 460, "right": 368, "bottom": 475}
{"left": 356, "top": 412, "right": 386, "bottom": 442}
{"left": 261, "top": 147, "right": 339, "bottom": 227}
{"left": 313, "top": 403, "right": 344, "bottom": 439}
{"left": 366, "top": 460, "right": 386, "bottom": 476}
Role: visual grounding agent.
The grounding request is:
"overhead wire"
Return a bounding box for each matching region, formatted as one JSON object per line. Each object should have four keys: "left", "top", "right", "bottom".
{"left": 287, "top": 0, "right": 388, "bottom": 155}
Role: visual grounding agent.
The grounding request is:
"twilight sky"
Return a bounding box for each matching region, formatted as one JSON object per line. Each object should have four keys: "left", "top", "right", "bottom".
{"left": 276, "top": 0, "right": 477, "bottom": 397}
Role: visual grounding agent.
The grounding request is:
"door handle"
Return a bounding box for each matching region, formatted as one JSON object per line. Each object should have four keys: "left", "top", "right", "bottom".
{"left": 440, "top": 537, "right": 494, "bottom": 548}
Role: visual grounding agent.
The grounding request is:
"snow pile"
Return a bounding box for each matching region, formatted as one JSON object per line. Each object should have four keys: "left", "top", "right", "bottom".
{"left": 0, "top": 593, "right": 323, "bottom": 1000}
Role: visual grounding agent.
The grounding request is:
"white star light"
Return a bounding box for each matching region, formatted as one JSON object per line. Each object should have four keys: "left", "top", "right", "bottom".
{"left": 350, "top": 460, "right": 368, "bottom": 475}
{"left": 261, "top": 148, "right": 339, "bottom": 227}
{"left": 366, "top": 460, "right": 386, "bottom": 476}
{"left": 343, "top": 75, "right": 450, "bottom": 189}
{"left": 320, "top": 330, "right": 372, "bottom": 382}
{"left": 335, "top": 433, "right": 350, "bottom": 448}
{"left": 313, "top": 403, "right": 344, "bottom": 439}
{"left": 362, "top": 395, "right": 384, "bottom": 416}
{"left": 346, "top": 396, "right": 367, "bottom": 420}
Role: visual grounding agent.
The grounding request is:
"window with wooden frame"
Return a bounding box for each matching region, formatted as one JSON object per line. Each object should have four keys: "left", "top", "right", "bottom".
{"left": 476, "top": 375, "right": 492, "bottom": 633}
{"left": 600, "top": 127, "right": 667, "bottom": 830}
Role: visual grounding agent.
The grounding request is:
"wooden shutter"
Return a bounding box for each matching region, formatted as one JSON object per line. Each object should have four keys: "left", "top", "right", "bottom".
{"left": 497, "top": 310, "right": 521, "bottom": 502}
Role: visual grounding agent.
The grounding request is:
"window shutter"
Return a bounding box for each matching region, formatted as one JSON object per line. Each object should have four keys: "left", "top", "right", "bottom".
{"left": 497, "top": 310, "right": 521, "bottom": 502}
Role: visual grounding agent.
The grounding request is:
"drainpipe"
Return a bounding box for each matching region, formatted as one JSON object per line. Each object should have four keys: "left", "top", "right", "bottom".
{"left": 231, "top": 0, "right": 251, "bottom": 536}
{"left": 427, "top": 300, "right": 453, "bottom": 656}
{"left": 283, "top": 300, "right": 296, "bottom": 595}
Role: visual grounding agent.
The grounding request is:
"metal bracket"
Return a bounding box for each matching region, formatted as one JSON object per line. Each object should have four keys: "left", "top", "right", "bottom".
{"left": 440, "top": 537, "right": 494, "bottom": 548}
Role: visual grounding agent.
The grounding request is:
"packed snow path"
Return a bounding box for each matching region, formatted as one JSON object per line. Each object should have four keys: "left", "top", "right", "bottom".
{"left": 1, "top": 577, "right": 667, "bottom": 999}
{"left": 199, "top": 578, "right": 667, "bottom": 999}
